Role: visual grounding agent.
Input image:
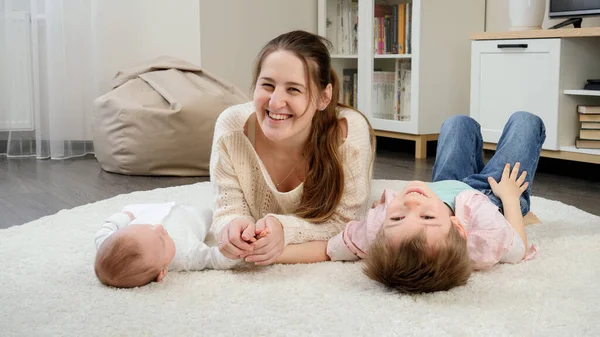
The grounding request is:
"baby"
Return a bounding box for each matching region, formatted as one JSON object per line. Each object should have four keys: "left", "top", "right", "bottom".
{"left": 276, "top": 163, "right": 537, "bottom": 293}
{"left": 94, "top": 202, "right": 267, "bottom": 288}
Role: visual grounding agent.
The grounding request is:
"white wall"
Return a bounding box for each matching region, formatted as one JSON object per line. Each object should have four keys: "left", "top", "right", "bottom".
{"left": 94, "top": 0, "right": 317, "bottom": 94}
{"left": 486, "top": 0, "right": 600, "bottom": 32}
{"left": 94, "top": 0, "right": 201, "bottom": 91}
{"left": 199, "top": 0, "right": 318, "bottom": 96}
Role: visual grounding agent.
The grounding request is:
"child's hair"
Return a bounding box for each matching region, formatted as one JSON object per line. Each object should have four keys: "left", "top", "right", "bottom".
{"left": 94, "top": 234, "right": 161, "bottom": 288}
{"left": 363, "top": 225, "right": 471, "bottom": 294}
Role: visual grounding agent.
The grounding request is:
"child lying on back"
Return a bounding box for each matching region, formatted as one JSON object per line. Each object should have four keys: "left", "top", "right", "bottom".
{"left": 275, "top": 112, "right": 545, "bottom": 294}
{"left": 94, "top": 203, "right": 267, "bottom": 288}
{"left": 275, "top": 166, "right": 537, "bottom": 294}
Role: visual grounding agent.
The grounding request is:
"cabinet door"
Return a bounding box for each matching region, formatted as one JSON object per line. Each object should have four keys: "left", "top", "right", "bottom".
{"left": 470, "top": 39, "right": 560, "bottom": 150}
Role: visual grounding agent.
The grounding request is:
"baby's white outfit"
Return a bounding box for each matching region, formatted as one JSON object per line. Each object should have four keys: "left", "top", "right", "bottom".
{"left": 94, "top": 202, "right": 240, "bottom": 271}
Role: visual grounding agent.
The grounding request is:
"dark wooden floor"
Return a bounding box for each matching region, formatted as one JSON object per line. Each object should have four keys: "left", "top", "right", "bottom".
{"left": 1, "top": 138, "right": 598, "bottom": 229}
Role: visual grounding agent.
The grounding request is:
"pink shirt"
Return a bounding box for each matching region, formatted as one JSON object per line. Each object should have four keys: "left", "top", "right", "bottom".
{"left": 327, "top": 189, "right": 536, "bottom": 270}
{"left": 326, "top": 190, "right": 395, "bottom": 261}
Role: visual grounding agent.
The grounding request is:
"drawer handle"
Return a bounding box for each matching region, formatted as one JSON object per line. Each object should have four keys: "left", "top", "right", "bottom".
{"left": 497, "top": 43, "right": 528, "bottom": 49}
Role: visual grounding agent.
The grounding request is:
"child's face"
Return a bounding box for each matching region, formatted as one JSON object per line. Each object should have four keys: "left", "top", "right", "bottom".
{"left": 382, "top": 181, "right": 464, "bottom": 247}
{"left": 119, "top": 224, "right": 176, "bottom": 272}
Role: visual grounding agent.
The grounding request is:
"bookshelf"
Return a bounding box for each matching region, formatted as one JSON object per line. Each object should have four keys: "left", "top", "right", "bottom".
{"left": 317, "top": 0, "right": 485, "bottom": 158}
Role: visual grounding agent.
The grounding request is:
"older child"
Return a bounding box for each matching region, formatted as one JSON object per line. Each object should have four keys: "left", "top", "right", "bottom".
{"left": 274, "top": 111, "right": 545, "bottom": 294}
{"left": 94, "top": 203, "right": 266, "bottom": 288}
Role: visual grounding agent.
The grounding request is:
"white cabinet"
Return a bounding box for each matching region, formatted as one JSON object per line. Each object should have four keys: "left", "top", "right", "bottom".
{"left": 470, "top": 39, "right": 561, "bottom": 150}
{"left": 318, "top": 0, "right": 485, "bottom": 158}
{"left": 470, "top": 33, "right": 600, "bottom": 163}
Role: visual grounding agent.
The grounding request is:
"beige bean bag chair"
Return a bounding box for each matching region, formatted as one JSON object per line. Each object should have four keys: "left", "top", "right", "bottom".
{"left": 93, "top": 56, "right": 249, "bottom": 176}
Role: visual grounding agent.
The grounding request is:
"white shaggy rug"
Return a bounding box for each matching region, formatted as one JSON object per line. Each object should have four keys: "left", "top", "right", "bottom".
{"left": 1, "top": 180, "right": 599, "bottom": 336}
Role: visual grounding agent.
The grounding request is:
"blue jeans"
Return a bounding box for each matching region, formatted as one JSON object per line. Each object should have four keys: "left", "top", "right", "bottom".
{"left": 432, "top": 111, "right": 546, "bottom": 215}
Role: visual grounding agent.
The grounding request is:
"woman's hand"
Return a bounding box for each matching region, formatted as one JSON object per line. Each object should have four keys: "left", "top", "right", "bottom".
{"left": 243, "top": 216, "right": 284, "bottom": 266}
{"left": 488, "top": 162, "right": 528, "bottom": 202}
{"left": 218, "top": 218, "right": 257, "bottom": 259}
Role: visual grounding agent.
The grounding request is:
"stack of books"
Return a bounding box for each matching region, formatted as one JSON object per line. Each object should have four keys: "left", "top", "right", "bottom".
{"left": 576, "top": 105, "right": 600, "bottom": 149}
{"left": 327, "top": 0, "right": 358, "bottom": 55}
{"left": 343, "top": 62, "right": 411, "bottom": 121}
{"left": 374, "top": 2, "right": 412, "bottom": 55}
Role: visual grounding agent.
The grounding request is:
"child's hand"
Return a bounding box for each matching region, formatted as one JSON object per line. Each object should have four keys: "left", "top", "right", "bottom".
{"left": 488, "top": 162, "right": 528, "bottom": 202}
{"left": 218, "top": 218, "right": 256, "bottom": 259}
{"left": 256, "top": 227, "right": 270, "bottom": 240}
{"left": 243, "top": 216, "right": 284, "bottom": 265}
{"left": 123, "top": 211, "right": 135, "bottom": 220}
{"left": 371, "top": 191, "right": 386, "bottom": 208}
{"left": 246, "top": 222, "right": 271, "bottom": 243}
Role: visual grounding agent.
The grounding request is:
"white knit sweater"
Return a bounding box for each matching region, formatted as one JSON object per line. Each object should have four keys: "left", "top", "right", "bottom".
{"left": 209, "top": 101, "right": 373, "bottom": 245}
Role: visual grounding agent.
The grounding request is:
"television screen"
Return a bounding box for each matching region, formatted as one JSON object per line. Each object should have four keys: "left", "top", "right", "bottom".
{"left": 549, "top": 0, "right": 600, "bottom": 18}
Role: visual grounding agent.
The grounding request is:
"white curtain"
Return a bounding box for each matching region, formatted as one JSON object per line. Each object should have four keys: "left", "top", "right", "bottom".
{"left": 0, "top": 0, "right": 97, "bottom": 159}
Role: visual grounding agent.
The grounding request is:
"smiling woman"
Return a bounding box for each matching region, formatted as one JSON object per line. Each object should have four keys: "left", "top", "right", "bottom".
{"left": 209, "top": 30, "right": 376, "bottom": 266}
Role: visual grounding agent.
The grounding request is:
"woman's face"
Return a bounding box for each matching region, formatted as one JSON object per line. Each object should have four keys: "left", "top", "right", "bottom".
{"left": 253, "top": 50, "right": 328, "bottom": 144}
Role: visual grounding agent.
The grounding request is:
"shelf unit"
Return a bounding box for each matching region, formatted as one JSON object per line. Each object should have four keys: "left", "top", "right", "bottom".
{"left": 317, "top": 0, "right": 485, "bottom": 158}
{"left": 471, "top": 27, "right": 600, "bottom": 164}
{"left": 471, "top": 28, "right": 600, "bottom": 164}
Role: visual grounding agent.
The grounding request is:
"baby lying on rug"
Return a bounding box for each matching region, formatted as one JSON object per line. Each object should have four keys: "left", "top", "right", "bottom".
{"left": 94, "top": 203, "right": 267, "bottom": 288}
{"left": 278, "top": 164, "right": 539, "bottom": 294}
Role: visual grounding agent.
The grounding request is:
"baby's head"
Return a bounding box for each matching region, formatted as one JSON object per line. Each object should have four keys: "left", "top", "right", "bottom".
{"left": 95, "top": 224, "right": 176, "bottom": 288}
{"left": 363, "top": 181, "right": 472, "bottom": 293}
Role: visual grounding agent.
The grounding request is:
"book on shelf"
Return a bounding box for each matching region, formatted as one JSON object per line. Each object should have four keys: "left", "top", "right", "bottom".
{"left": 398, "top": 61, "right": 411, "bottom": 121}
{"left": 369, "top": 61, "right": 411, "bottom": 121}
{"left": 579, "top": 114, "right": 600, "bottom": 122}
{"left": 575, "top": 137, "right": 600, "bottom": 149}
{"left": 342, "top": 68, "right": 358, "bottom": 108}
{"left": 373, "top": 2, "right": 411, "bottom": 55}
{"left": 577, "top": 105, "right": 600, "bottom": 114}
{"left": 397, "top": 4, "right": 406, "bottom": 54}
{"left": 372, "top": 71, "right": 396, "bottom": 120}
{"left": 581, "top": 122, "right": 600, "bottom": 130}
{"left": 579, "top": 129, "right": 600, "bottom": 140}
{"left": 326, "top": 0, "right": 358, "bottom": 55}
{"left": 406, "top": 2, "right": 412, "bottom": 54}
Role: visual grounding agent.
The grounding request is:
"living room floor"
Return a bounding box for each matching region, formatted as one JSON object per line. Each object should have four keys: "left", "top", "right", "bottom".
{"left": 1, "top": 138, "right": 598, "bottom": 230}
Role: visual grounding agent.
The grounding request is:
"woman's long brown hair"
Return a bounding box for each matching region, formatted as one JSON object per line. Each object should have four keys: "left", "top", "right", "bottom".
{"left": 251, "top": 30, "right": 375, "bottom": 222}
